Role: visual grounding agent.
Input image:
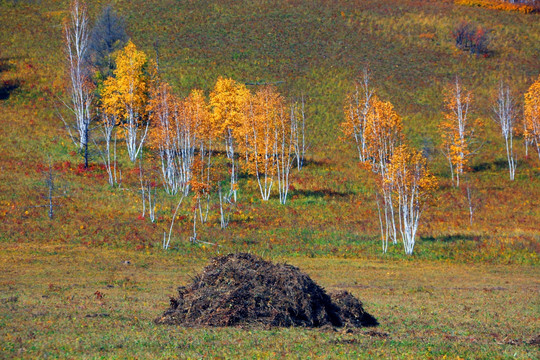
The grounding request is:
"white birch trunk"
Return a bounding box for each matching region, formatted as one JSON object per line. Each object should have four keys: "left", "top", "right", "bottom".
{"left": 493, "top": 81, "right": 517, "bottom": 180}
{"left": 64, "top": 0, "right": 92, "bottom": 165}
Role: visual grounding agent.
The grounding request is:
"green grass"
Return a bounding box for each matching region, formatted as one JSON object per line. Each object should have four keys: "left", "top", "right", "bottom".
{"left": 1, "top": 0, "right": 539, "bottom": 357}
{"left": 1, "top": 244, "right": 538, "bottom": 359}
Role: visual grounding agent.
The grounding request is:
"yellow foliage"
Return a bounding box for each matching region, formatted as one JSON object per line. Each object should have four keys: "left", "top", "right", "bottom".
{"left": 524, "top": 74, "right": 540, "bottom": 157}
{"left": 209, "top": 76, "right": 251, "bottom": 141}
{"left": 101, "top": 41, "right": 150, "bottom": 128}
{"left": 244, "top": 85, "right": 286, "bottom": 177}
{"left": 455, "top": 0, "right": 536, "bottom": 13}
{"left": 387, "top": 145, "right": 438, "bottom": 204}
{"left": 186, "top": 89, "right": 213, "bottom": 141}
{"left": 438, "top": 83, "right": 480, "bottom": 180}
{"left": 364, "top": 96, "right": 403, "bottom": 170}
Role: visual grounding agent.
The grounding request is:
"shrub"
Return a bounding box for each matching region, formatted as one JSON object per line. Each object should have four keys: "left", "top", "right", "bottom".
{"left": 452, "top": 21, "right": 491, "bottom": 56}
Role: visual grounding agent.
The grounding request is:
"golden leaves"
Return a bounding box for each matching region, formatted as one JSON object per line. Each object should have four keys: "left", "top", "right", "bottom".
{"left": 455, "top": 0, "right": 536, "bottom": 14}
{"left": 438, "top": 81, "right": 479, "bottom": 180}
{"left": 244, "top": 85, "right": 286, "bottom": 176}
{"left": 387, "top": 144, "right": 438, "bottom": 203}
{"left": 364, "top": 96, "right": 403, "bottom": 169}
{"left": 101, "top": 41, "right": 150, "bottom": 125}
{"left": 209, "top": 76, "right": 251, "bottom": 139}
{"left": 185, "top": 89, "right": 212, "bottom": 140}
{"left": 524, "top": 74, "right": 540, "bottom": 149}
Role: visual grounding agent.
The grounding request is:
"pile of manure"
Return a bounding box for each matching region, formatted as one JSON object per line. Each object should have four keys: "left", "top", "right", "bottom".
{"left": 155, "top": 253, "right": 378, "bottom": 328}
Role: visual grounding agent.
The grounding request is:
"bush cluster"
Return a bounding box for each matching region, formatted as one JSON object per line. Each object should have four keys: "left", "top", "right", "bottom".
{"left": 452, "top": 21, "right": 491, "bottom": 56}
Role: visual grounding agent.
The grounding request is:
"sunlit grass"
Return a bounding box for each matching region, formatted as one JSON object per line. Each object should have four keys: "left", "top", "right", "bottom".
{"left": 0, "top": 244, "right": 538, "bottom": 359}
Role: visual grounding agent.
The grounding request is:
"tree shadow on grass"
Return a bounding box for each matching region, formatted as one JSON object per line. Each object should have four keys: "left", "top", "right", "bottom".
{"left": 422, "top": 234, "right": 479, "bottom": 243}
{"left": 0, "top": 60, "right": 10, "bottom": 73}
{"left": 0, "top": 57, "right": 21, "bottom": 100}
{"left": 471, "top": 159, "right": 511, "bottom": 172}
{"left": 301, "top": 158, "right": 333, "bottom": 167}
{"left": 0, "top": 80, "right": 21, "bottom": 100}
{"left": 289, "top": 188, "right": 352, "bottom": 199}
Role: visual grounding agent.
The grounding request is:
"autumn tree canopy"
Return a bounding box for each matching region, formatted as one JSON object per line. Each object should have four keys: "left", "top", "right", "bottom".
{"left": 209, "top": 76, "right": 251, "bottom": 200}
{"left": 101, "top": 41, "right": 152, "bottom": 162}
{"left": 524, "top": 74, "right": 540, "bottom": 161}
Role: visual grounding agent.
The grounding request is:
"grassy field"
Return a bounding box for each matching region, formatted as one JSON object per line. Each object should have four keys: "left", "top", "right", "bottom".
{"left": 1, "top": 0, "right": 539, "bottom": 358}
{"left": 1, "top": 244, "right": 539, "bottom": 359}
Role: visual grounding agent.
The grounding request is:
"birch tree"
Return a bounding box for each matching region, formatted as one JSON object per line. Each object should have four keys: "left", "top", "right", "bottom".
{"left": 63, "top": 0, "right": 93, "bottom": 168}
{"left": 209, "top": 77, "right": 251, "bottom": 201}
{"left": 101, "top": 41, "right": 151, "bottom": 162}
{"left": 524, "top": 74, "right": 540, "bottom": 161}
{"left": 276, "top": 103, "right": 294, "bottom": 204}
{"left": 463, "top": 179, "right": 482, "bottom": 226}
{"left": 439, "top": 77, "right": 480, "bottom": 187}
{"left": 342, "top": 76, "right": 437, "bottom": 255}
{"left": 180, "top": 89, "right": 210, "bottom": 196}
{"left": 364, "top": 96, "right": 403, "bottom": 252}
{"left": 169, "top": 88, "right": 194, "bottom": 195}
{"left": 387, "top": 145, "right": 437, "bottom": 255}
{"left": 243, "top": 86, "right": 295, "bottom": 203}
{"left": 95, "top": 110, "right": 118, "bottom": 186}
{"left": 342, "top": 73, "right": 403, "bottom": 252}
{"left": 291, "top": 96, "right": 308, "bottom": 171}
{"left": 342, "top": 69, "right": 374, "bottom": 162}
{"left": 189, "top": 89, "right": 214, "bottom": 220}
{"left": 246, "top": 86, "right": 282, "bottom": 200}
{"left": 149, "top": 84, "right": 209, "bottom": 196}
{"left": 493, "top": 81, "right": 517, "bottom": 180}
{"left": 148, "top": 81, "right": 179, "bottom": 193}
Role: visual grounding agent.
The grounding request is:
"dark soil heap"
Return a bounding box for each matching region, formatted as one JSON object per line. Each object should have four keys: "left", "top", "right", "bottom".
{"left": 155, "top": 253, "right": 378, "bottom": 328}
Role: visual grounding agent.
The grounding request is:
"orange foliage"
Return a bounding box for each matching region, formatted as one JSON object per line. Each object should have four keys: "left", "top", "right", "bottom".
{"left": 524, "top": 74, "right": 540, "bottom": 159}
{"left": 244, "top": 85, "right": 285, "bottom": 177}
{"left": 387, "top": 145, "right": 438, "bottom": 206}
{"left": 454, "top": 0, "right": 537, "bottom": 13}
{"left": 438, "top": 81, "right": 481, "bottom": 186}
{"left": 364, "top": 96, "right": 403, "bottom": 172}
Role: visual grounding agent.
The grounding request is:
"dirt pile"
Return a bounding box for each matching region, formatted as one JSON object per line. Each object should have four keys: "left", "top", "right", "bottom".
{"left": 155, "top": 253, "right": 378, "bottom": 328}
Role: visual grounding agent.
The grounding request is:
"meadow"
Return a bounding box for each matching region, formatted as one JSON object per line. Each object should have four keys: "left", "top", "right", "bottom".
{"left": 0, "top": 243, "right": 538, "bottom": 359}
{"left": 0, "top": 0, "right": 539, "bottom": 358}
